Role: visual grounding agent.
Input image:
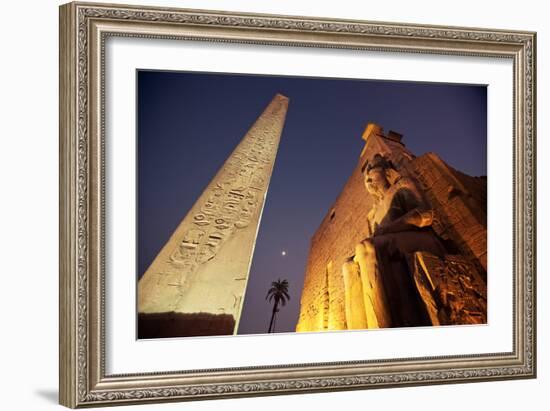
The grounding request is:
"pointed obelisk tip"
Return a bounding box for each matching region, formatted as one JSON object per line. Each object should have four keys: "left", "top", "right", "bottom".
{"left": 274, "top": 93, "right": 290, "bottom": 102}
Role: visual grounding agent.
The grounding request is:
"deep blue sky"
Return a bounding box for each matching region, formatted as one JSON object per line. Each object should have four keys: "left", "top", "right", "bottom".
{"left": 137, "top": 70, "right": 486, "bottom": 335}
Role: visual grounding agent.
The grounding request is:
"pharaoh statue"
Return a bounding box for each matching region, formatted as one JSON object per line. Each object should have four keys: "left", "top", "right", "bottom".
{"left": 343, "top": 154, "right": 446, "bottom": 329}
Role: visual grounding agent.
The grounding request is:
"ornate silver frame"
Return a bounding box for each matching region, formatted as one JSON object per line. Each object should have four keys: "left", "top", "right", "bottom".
{"left": 59, "top": 1, "right": 536, "bottom": 408}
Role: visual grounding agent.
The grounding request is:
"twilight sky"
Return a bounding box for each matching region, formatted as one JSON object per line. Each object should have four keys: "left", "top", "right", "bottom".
{"left": 137, "top": 70, "right": 487, "bottom": 335}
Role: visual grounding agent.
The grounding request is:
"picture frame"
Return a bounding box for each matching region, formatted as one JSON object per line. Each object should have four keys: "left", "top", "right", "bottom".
{"left": 59, "top": 1, "right": 536, "bottom": 408}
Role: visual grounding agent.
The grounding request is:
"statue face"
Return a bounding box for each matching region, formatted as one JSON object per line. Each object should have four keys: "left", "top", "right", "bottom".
{"left": 364, "top": 167, "right": 389, "bottom": 197}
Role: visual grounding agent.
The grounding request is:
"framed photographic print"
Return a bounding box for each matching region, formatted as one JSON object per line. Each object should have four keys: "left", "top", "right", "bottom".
{"left": 59, "top": 1, "right": 537, "bottom": 408}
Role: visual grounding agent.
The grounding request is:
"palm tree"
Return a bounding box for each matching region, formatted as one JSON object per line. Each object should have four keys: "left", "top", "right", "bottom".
{"left": 266, "top": 278, "right": 290, "bottom": 333}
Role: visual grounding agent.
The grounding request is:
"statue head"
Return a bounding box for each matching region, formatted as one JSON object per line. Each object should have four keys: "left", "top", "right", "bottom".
{"left": 363, "top": 154, "right": 400, "bottom": 199}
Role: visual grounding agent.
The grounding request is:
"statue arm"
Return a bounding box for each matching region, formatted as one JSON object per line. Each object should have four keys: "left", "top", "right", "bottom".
{"left": 374, "top": 208, "right": 433, "bottom": 236}
{"left": 374, "top": 189, "right": 434, "bottom": 236}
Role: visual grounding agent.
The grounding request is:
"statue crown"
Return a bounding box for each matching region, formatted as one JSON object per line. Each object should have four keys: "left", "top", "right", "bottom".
{"left": 364, "top": 154, "right": 395, "bottom": 173}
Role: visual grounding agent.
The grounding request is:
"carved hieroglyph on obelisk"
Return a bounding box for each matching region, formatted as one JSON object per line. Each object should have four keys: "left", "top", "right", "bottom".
{"left": 138, "top": 93, "right": 289, "bottom": 337}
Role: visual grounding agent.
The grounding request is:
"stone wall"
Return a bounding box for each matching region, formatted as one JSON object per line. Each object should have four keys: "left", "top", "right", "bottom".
{"left": 409, "top": 153, "right": 487, "bottom": 274}
{"left": 296, "top": 124, "right": 487, "bottom": 332}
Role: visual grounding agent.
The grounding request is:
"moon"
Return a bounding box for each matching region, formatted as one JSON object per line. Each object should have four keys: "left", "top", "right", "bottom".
{"left": 281, "top": 250, "right": 287, "bottom": 256}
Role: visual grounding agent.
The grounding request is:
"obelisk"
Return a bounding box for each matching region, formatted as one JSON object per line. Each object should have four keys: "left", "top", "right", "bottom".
{"left": 138, "top": 93, "right": 289, "bottom": 338}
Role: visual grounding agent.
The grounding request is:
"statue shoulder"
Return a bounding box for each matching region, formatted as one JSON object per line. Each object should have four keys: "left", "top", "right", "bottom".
{"left": 388, "top": 177, "right": 428, "bottom": 211}
{"left": 388, "top": 177, "right": 421, "bottom": 198}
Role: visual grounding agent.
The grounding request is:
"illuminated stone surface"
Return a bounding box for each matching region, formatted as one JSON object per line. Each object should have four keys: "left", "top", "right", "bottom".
{"left": 342, "top": 259, "right": 368, "bottom": 329}
{"left": 138, "top": 93, "right": 289, "bottom": 337}
{"left": 413, "top": 252, "right": 487, "bottom": 325}
{"left": 296, "top": 123, "right": 487, "bottom": 332}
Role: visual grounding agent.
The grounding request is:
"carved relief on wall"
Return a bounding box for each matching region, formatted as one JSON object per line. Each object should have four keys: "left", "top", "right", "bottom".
{"left": 412, "top": 252, "right": 487, "bottom": 325}
{"left": 164, "top": 115, "right": 284, "bottom": 276}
